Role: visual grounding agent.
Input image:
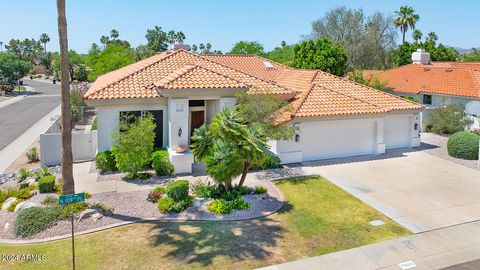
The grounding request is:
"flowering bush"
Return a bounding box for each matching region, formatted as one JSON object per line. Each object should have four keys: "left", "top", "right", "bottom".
{"left": 147, "top": 191, "right": 163, "bottom": 203}
{"left": 70, "top": 82, "right": 90, "bottom": 125}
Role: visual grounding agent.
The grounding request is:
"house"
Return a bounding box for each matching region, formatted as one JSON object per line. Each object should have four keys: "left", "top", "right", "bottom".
{"left": 84, "top": 46, "right": 423, "bottom": 173}
{"left": 368, "top": 49, "right": 480, "bottom": 129}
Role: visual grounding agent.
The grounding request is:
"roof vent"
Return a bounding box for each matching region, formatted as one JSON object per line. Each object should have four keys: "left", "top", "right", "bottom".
{"left": 412, "top": 49, "right": 430, "bottom": 65}
{"left": 263, "top": 60, "right": 274, "bottom": 69}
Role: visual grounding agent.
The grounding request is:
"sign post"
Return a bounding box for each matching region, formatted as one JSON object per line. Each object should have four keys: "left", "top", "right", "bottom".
{"left": 59, "top": 192, "right": 85, "bottom": 270}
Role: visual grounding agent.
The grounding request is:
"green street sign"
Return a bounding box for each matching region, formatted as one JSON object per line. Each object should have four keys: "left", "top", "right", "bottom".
{"left": 59, "top": 193, "right": 85, "bottom": 205}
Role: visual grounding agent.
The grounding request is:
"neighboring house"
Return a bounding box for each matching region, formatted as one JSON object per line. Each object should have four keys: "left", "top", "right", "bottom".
{"left": 368, "top": 49, "right": 480, "bottom": 129}
{"left": 84, "top": 46, "right": 423, "bottom": 174}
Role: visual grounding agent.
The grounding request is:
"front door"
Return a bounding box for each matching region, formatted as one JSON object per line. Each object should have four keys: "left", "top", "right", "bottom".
{"left": 191, "top": 111, "right": 205, "bottom": 137}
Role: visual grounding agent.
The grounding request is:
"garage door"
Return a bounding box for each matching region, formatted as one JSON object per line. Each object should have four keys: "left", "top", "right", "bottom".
{"left": 300, "top": 119, "right": 376, "bottom": 161}
{"left": 384, "top": 114, "right": 411, "bottom": 149}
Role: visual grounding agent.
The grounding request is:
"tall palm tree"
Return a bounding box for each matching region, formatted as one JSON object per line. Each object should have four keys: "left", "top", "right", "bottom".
{"left": 0, "top": 41, "right": 3, "bottom": 52}
{"left": 175, "top": 31, "right": 186, "bottom": 43}
{"left": 110, "top": 29, "right": 119, "bottom": 41}
{"left": 56, "top": 0, "right": 75, "bottom": 194}
{"left": 39, "top": 33, "right": 50, "bottom": 52}
{"left": 394, "top": 5, "right": 420, "bottom": 43}
{"left": 100, "top": 35, "right": 109, "bottom": 50}
{"left": 412, "top": 29, "right": 422, "bottom": 44}
{"left": 167, "top": 30, "right": 176, "bottom": 46}
{"left": 426, "top": 32, "right": 438, "bottom": 44}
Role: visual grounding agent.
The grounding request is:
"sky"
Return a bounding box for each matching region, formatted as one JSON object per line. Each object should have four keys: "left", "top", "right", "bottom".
{"left": 0, "top": 0, "right": 478, "bottom": 54}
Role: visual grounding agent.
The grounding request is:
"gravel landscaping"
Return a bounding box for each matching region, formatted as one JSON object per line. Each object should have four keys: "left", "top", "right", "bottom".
{"left": 421, "top": 132, "right": 480, "bottom": 170}
{"left": 0, "top": 179, "right": 284, "bottom": 242}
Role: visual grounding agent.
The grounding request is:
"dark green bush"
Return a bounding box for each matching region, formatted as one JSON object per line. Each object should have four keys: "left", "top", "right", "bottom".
{"left": 427, "top": 105, "right": 473, "bottom": 135}
{"left": 15, "top": 207, "right": 62, "bottom": 237}
{"left": 230, "top": 197, "right": 251, "bottom": 210}
{"left": 166, "top": 180, "right": 189, "bottom": 202}
{"left": 151, "top": 150, "right": 174, "bottom": 176}
{"left": 251, "top": 154, "right": 282, "bottom": 170}
{"left": 95, "top": 150, "right": 116, "bottom": 172}
{"left": 253, "top": 186, "right": 268, "bottom": 194}
{"left": 447, "top": 131, "right": 479, "bottom": 160}
{"left": 38, "top": 175, "right": 55, "bottom": 193}
{"left": 169, "top": 195, "right": 193, "bottom": 212}
{"left": 191, "top": 181, "right": 214, "bottom": 198}
{"left": 157, "top": 197, "right": 175, "bottom": 213}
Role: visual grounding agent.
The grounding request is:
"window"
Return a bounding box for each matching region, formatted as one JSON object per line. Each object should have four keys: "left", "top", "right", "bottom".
{"left": 189, "top": 100, "right": 205, "bottom": 107}
{"left": 422, "top": 94, "right": 432, "bottom": 105}
{"left": 119, "top": 110, "right": 163, "bottom": 147}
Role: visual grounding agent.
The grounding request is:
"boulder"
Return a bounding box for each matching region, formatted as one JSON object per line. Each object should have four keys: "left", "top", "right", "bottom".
{"left": 1, "top": 197, "right": 17, "bottom": 211}
{"left": 77, "top": 208, "right": 101, "bottom": 222}
{"left": 14, "top": 201, "right": 39, "bottom": 214}
{"left": 91, "top": 213, "right": 103, "bottom": 221}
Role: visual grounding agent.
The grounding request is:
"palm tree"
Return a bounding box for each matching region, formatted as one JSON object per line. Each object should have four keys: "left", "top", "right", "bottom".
{"left": 191, "top": 44, "right": 198, "bottom": 52}
{"left": 39, "top": 33, "right": 50, "bottom": 52}
{"left": 110, "top": 29, "right": 119, "bottom": 41}
{"left": 199, "top": 43, "right": 205, "bottom": 51}
{"left": 281, "top": 40, "right": 286, "bottom": 47}
{"left": 167, "top": 30, "right": 176, "bottom": 45}
{"left": 394, "top": 5, "right": 420, "bottom": 43}
{"left": 56, "top": 0, "right": 75, "bottom": 194}
{"left": 175, "top": 31, "right": 186, "bottom": 43}
{"left": 412, "top": 29, "right": 422, "bottom": 44}
{"left": 426, "top": 32, "right": 438, "bottom": 44}
{"left": 0, "top": 41, "right": 3, "bottom": 52}
{"left": 206, "top": 43, "right": 212, "bottom": 53}
{"left": 100, "top": 35, "right": 109, "bottom": 49}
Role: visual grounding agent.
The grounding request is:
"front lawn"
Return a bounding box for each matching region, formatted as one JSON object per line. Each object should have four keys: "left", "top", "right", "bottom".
{"left": 0, "top": 176, "right": 410, "bottom": 270}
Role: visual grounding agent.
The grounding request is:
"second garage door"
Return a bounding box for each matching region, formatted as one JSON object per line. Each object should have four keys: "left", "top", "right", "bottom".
{"left": 384, "top": 114, "right": 411, "bottom": 149}
{"left": 300, "top": 119, "right": 376, "bottom": 162}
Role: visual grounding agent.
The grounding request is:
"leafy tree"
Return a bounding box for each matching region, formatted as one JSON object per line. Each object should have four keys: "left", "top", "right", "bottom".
{"left": 0, "top": 52, "right": 33, "bottom": 84}
{"left": 309, "top": 7, "right": 396, "bottom": 70}
{"left": 393, "top": 40, "right": 458, "bottom": 66}
{"left": 110, "top": 29, "right": 119, "bottom": 40}
{"left": 292, "top": 39, "right": 347, "bottom": 76}
{"left": 86, "top": 44, "right": 135, "bottom": 81}
{"left": 412, "top": 29, "right": 422, "bottom": 44}
{"left": 39, "top": 33, "right": 50, "bottom": 53}
{"left": 190, "top": 108, "right": 267, "bottom": 191}
{"left": 235, "top": 92, "right": 296, "bottom": 141}
{"left": 5, "top": 38, "right": 43, "bottom": 64}
{"left": 145, "top": 26, "right": 168, "bottom": 52}
{"left": 112, "top": 114, "right": 156, "bottom": 178}
{"left": 230, "top": 41, "right": 265, "bottom": 55}
{"left": 265, "top": 45, "right": 294, "bottom": 66}
{"left": 462, "top": 48, "right": 480, "bottom": 61}
{"left": 39, "top": 51, "right": 55, "bottom": 71}
{"left": 427, "top": 105, "right": 473, "bottom": 135}
{"left": 100, "top": 35, "right": 109, "bottom": 49}
{"left": 348, "top": 69, "right": 388, "bottom": 91}
{"left": 394, "top": 5, "right": 419, "bottom": 43}
{"left": 52, "top": 50, "right": 86, "bottom": 81}
{"left": 133, "top": 44, "right": 155, "bottom": 61}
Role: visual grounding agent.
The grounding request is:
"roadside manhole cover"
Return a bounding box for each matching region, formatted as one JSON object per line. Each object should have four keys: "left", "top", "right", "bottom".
{"left": 398, "top": 260, "right": 416, "bottom": 269}
{"left": 369, "top": 219, "right": 385, "bottom": 227}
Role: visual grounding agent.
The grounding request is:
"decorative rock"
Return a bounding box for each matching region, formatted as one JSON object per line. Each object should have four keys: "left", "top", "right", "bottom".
{"left": 1, "top": 197, "right": 17, "bottom": 211}
{"left": 91, "top": 213, "right": 103, "bottom": 221}
{"left": 77, "top": 208, "right": 100, "bottom": 222}
{"left": 14, "top": 201, "right": 39, "bottom": 214}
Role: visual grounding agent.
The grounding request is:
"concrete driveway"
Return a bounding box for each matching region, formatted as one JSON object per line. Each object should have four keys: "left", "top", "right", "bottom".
{"left": 305, "top": 150, "right": 480, "bottom": 233}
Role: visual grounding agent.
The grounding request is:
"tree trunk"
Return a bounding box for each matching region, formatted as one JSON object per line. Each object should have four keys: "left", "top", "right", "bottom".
{"left": 224, "top": 180, "right": 232, "bottom": 192}
{"left": 237, "top": 162, "right": 251, "bottom": 189}
{"left": 57, "top": 0, "right": 75, "bottom": 194}
{"left": 402, "top": 30, "right": 406, "bottom": 43}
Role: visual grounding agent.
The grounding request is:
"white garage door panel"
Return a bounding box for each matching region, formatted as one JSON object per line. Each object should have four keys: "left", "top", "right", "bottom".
{"left": 301, "top": 120, "right": 375, "bottom": 161}
{"left": 385, "top": 115, "right": 411, "bottom": 149}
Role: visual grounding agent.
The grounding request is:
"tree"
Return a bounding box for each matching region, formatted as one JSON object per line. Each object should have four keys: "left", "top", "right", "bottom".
{"left": 112, "top": 114, "right": 156, "bottom": 178}
{"left": 110, "top": 29, "right": 119, "bottom": 41}
{"left": 100, "top": 35, "right": 109, "bottom": 50}
{"left": 0, "top": 52, "right": 33, "bottom": 85}
{"left": 265, "top": 45, "right": 294, "bottom": 65}
{"left": 133, "top": 44, "right": 155, "bottom": 61}
{"left": 145, "top": 26, "right": 168, "bottom": 52}
{"left": 56, "top": 0, "right": 75, "bottom": 194}
{"left": 167, "top": 30, "right": 176, "bottom": 46}
{"left": 393, "top": 40, "right": 458, "bottom": 66}
{"left": 0, "top": 41, "right": 3, "bottom": 52}
{"left": 190, "top": 108, "right": 267, "bottom": 191}
{"left": 281, "top": 41, "right": 286, "bottom": 47}
{"left": 348, "top": 70, "right": 388, "bottom": 91}
{"left": 427, "top": 105, "right": 473, "bottom": 135}
{"left": 175, "top": 31, "right": 186, "bottom": 43}
{"left": 462, "top": 48, "right": 480, "bottom": 61}
{"left": 206, "top": 43, "right": 212, "bottom": 52}
{"left": 412, "top": 29, "right": 422, "bottom": 44}
{"left": 86, "top": 44, "right": 135, "bottom": 81}
{"left": 199, "top": 43, "right": 205, "bottom": 51}
{"left": 426, "top": 31, "right": 438, "bottom": 44}
{"left": 394, "top": 5, "right": 419, "bottom": 43}
{"left": 292, "top": 39, "right": 347, "bottom": 76}
{"left": 309, "top": 7, "right": 397, "bottom": 70}
{"left": 39, "top": 33, "right": 50, "bottom": 52}
{"left": 230, "top": 41, "right": 264, "bottom": 55}
{"left": 191, "top": 44, "right": 198, "bottom": 53}
{"left": 5, "top": 38, "right": 43, "bottom": 64}
{"left": 52, "top": 50, "right": 86, "bottom": 81}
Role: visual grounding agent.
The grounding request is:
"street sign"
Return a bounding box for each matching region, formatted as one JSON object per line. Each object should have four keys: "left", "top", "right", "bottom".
{"left": 59, "top": 193, "right": 85, "bottom": 205}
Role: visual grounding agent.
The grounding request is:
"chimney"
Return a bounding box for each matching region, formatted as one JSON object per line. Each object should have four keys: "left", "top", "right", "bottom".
{"left": 412, "top": 49, "right": 430, "bottom": 65}
{"left": 173, "top": 42, "right": 190, "bottom": 51}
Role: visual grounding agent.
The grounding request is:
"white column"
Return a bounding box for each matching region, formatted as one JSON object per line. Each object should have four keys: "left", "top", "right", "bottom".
{"left": 411, "top": 113, "right": 421, "bottom": 147}
{"left": 168, "top": 98, "right": 189, "bottom": 148}
{"left": 375, "top": 118, "right": 386, "bottom": 154}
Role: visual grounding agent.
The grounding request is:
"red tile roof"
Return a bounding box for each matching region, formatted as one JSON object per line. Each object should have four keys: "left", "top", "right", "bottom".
{"left": 368, "top": 63, "right": 480, "bottom": 99}
{"left": 85, "top": 49, "right": 423, "bottom": 120}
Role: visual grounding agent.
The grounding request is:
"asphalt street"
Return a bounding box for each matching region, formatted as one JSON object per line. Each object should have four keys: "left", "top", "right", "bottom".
{"left": 0, "top": 80, "right": 60, "bottom": 151}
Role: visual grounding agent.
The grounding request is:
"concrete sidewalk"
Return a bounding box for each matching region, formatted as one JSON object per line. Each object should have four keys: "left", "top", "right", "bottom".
{"left": 259, "top": 221, "right": 480, "bottom": 270}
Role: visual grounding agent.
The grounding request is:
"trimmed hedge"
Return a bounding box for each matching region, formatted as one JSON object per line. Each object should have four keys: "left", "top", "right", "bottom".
{"left": 95, "top": 150, "right": 116, "bottom": 172}
{"left": 38, "top": 175, "right": 55, "bottom": 193}
{"left": 447, "top": 131, "right": 479, "bottom": 160}
{"left": 166, "top": 180, "right": 189, "bottom": 202}
{"left": 151, "top": 150, "right": 174, "bottom": 176}
{"left": 15, "top": 207, "right": 63, "bottom": 237}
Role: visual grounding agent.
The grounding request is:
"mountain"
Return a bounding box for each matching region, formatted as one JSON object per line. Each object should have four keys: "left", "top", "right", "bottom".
{"left": 447, "top": 46, "right": 480, "bottom": 55}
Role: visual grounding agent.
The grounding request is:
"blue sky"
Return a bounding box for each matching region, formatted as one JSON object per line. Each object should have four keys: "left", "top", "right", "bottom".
{"left": 0, "top": 0, "right": 478, "bottom": 54}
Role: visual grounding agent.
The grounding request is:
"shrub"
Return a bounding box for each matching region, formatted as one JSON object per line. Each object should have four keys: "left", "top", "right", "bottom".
{"left": 111, "top": 114, "right": 155, "bottom": 178}
{"left": 153, "top": 186, "right": 166, "bottom": 194}
{"left": 230, "top": 197, "right": 251, "bottom": 210}
{"left": 41, "top": 195, "right": 58, "bottom": 206}
{"left": 15, "top": 207, "right": 62, "bottom": 237}
{"left": 16, "top": 168, "right": 31, "bottom": 181}
{"left": 166, "top": 180, "right": 189, "bottom": 202}
{"left": 427, "top": 105, "right": 473, "bottom": 135}
{"left": 169, "top": 195, "right": 193, "bottom": 212}
{"left": 91, "top": 202, "right": 108, "bottom": 213}
{"left": 63, "top": 202, "right": 89, "bottom": 218}
{"left": 157, "top": 197, "right": 175, "bottom": 213}
{"left": 85, "top": 192, "right": 92, "bottom": 199}
{"left": 207, "top": 199, "right": 231, "bottom": 215}
{"left": 7, "top": 199, "right": 24, "bottom": 212}
{"left": 54, "top": 183, "right": 62, "bottom": 195}
{"left": 191, "top": 181, "right": 214, "bottom": 198}
{"left": 26, "top": 147, "right": 39, "bottom": 163}
{"left": 151, "top": 150, "right": 174, "bottom": 176}
{"left": 253, "top": 186, "right": 268, "bottom": 194}
{"left": 147, "top": 190, "right": 163, "bottom": 203}
{"left": 33, "top": 167, "right": 52, "bottom": 181}
{"left": 447, "top": 131, "right": 479, "bottom": 160}
{"left": 95, "top": 150, "right": 116, "bottom": 172}
{"left": 251, "top": 154, "right": 282, "bottom": 170}
{"left": 15, "top": 188, "right": 31, "bottom": 200}
{"left": 38, "top": 175, "right": 55, "bottom": 193}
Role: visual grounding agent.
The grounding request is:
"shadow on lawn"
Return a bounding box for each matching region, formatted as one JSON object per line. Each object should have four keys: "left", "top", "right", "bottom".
{"left": 146, "top": 202, "right": 294, "bottom": 267}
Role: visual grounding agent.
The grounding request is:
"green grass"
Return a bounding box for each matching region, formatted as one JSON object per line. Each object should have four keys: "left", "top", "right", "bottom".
{"left": 0, "top": 176, "right": 410, "bottom": 270}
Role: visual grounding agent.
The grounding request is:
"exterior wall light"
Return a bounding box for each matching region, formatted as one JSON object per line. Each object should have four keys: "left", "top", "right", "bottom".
{"left": 414, "top": 123, "right": 418, "bottom": 130}
{"left": 295, "top": 134, "right": 300, "bottom": 142}
{"left": 178, "top": 127, "right": 182, "bottom": 137}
